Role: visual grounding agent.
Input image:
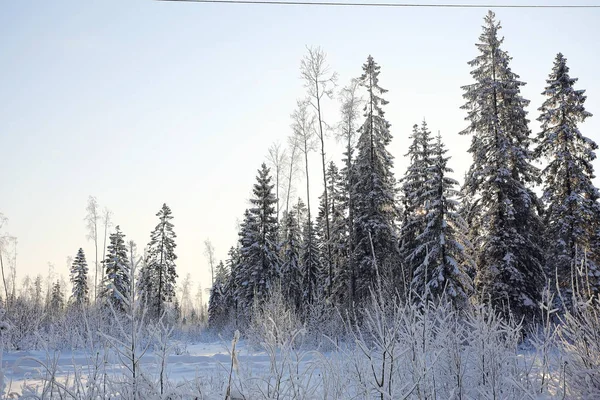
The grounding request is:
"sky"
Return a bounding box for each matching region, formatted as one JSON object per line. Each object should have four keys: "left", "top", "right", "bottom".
{"left": 1, "top": 0, "right": 599, "bottom": 296}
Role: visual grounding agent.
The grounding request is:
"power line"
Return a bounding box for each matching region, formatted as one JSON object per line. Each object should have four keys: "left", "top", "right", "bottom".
{"left": 156, "top": 0, "right": 600, "bottom": 8}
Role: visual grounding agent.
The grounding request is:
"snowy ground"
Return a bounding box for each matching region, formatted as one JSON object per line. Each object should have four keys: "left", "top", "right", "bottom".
{"left": 2, "top": 341, "right": 233, "bottom": 395}
{"left": 1, "top": 340, "right": 560, "bottom": 399}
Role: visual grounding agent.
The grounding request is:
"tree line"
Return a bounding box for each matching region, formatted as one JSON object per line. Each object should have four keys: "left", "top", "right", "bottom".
{"left": 208, "top": 10, "right": 600, "bottom": 330}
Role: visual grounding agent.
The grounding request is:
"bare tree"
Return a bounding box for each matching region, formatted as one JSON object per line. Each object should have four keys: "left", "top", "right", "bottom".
{"left": 204, "top": 238, "right": 216, "bottom": 286}
{"left": 337, "top": 78, "right": 362, "bottom": 153}
{"left": 195, "top": 282, "right": 206, "bottom": 323}
{"left": 337, "top": 79, "right": 362, "bottom": 303}
{"left": 284, "top": 133, "right": 302, "bottom": 216}
{"left": 128, "top": 240, "right": 138, "bottom": 306}
{"left": 101, "top": 207, "right": 114, "bottom": 269}
{"left": 10, "top": 237, "right": 17, "bottom": 301}
{"left": 85, "top": 196, "right": 100, "bottom": 301}
{"left": 0, "top": 213, "right": 10, "bottom": 306}
{"left": 300, "top": 46, "right": 338, "bottom": 297}
{"left": 291, "top": 99, "right": 318, "bottom": 232}
{"left": 179, "top": 273, "right": 193, "bottom": 321}
{"left": 266, "top": 142, "right": 288, "bottom": 224}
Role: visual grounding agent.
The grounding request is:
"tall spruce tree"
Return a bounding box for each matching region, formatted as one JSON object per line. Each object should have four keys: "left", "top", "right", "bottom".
{"left": 460, "top": 11, "right": 545, "bottom": 318}
{"left": 144, "top": 204, "right": 178, "bottom": 320}
{"left": 535, "top": 53, "right": 600, "bottom": 297}
{"left": 233, "top": 164, "right": 280, "bottom": 320}
{"left": 208, "top": 260, "right": 230, "bottom": 330}
{"left": 352, "top": 55, "right": 402, "bottom": 302}
{"left": 411, "top": 133, "right": 474, "bottom": 307}
{"left": 401, "top": 121, "right": 434, "bottom": 287}
{"left": 70, "top": 248, "right": 89, "bottom": 306}
{"left": 100, "top": 225, "right": 130, "bottom": 313}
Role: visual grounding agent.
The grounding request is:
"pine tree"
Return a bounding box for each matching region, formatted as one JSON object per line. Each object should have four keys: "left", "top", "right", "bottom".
{"left": 69, "top": 248, "right": 89, "bottom": 306}
{"left": 411, "top": 133, "right": 474, "bottom": 307}
{"left": 401, "top": 121, "right": 434, "bottom": 287}
{"left": 145, "top": 204, "right": 178, "bottom": 320}
{"left": 535, "top": 53, "right": 600, "bottom": 297}
{"left": 352, "top": 55, "right": 402, "bottom": 302}
{"left": 100, "top": 225, "right": 130, "bottom": 313}
{"left": 460, "top": 11, "right": 545, "bottom": 318}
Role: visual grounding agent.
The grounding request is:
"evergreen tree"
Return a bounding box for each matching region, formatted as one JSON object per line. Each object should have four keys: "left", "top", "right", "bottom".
{"left": 535, "top": 53, "right": 600, "bottom": 297}
{"left": 49, "top": 280, "right": 64, "bottom": 316}
{"left": 233, "top": 164, "right": 280, "bottom": 320}
{"left": 137, "top": 250, "right": 152, "bottom": 310}
{"left": 208, "top": 261, "right": 230, "bottom": 330}
{"left": 411, "top": 133, "right": 474, "bottom": 307}
{"left": 224, "top": 246, "right": 241, "bottom": 325}
{"left": 145, "top": 204, "right": 178, "bottom": 320}
{"left": 280, "top": 209, "right": 303, "bottom": 312}
{"left": 301, "top": 218, "right": 322, "bottom": 307}
{"left": 69, "top": 248, "right": 89, "bottom": 306}
{"left": 316, "top": 162, "right": 346, "bottom": 302}
{"left": 401, "top": 121, "right": 434, "bottom": 287}
{"left": 460, "top": 11, "right": 545, "bottom": 318}
{"left": 352, "top": 56, "right": 402, "bottom": 302}
{"left": 100, "top": 225, "right": 130, "bottom": 313}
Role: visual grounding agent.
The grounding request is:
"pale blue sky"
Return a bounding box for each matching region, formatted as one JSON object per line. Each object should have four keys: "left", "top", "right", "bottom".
{"left": 1, "top": 0, "right": 599, "bottom": 293}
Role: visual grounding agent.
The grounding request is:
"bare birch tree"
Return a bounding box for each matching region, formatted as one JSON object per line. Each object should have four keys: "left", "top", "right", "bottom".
{"left": 291, "top": 99, "right": 318, "bottom": 233}
{"left": 337, "top": 78, "right": 362, "bottom": 302}
{"left": 204, "top": 238, "right": 216, "bottom": 286}
{"left": 0, "top": 213, "right": 9, "bottom": 306}
{"left": 101, "top": 207, "right": 114, "bottom": 270}
{"left": 85, "top": 196, "right": 100, "bottom": 301}
{"left": 266, "top": 142, "right": 288, "bottom": 224}
{"left": 284, "top": 133, "right": 302, "bottom": 216}
{"left": 300, "top": 46, "right": 337, "bottom": 297}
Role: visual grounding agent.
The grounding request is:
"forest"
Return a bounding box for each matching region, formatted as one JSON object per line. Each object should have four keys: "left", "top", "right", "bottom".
{"left": 1, "top": 9, "right": 599, "bottom": 399}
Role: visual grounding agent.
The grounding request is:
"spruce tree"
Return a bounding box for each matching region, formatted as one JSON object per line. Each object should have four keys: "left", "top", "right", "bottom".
{"left": 208, "top": 261, "right": 230, "bottom": 330}
{"left": 70, "top": 248, "right": 89, "bottom": 306}
{"left": 50, "top": 280, "right": 64, "bottom": 316}
{"left": 460, "top": 11, "right": 545, "bottom": 318}
{"left": 301, "top": 218, "right": 322, "bottom": 307}
{"left": 316, "top": 161, "right": 346, "bottom": 303}
{"left": 223, "top": 246, "right": 241, "bottom": 325}
{"left": 280, "top": 209, "right": 303, "bottom": 312}
{"left": 411, "top": 133, "right": 474, "bottom": 307}
{"left": 145, "top": 204, "right": 178, "bottom": 320}
{"left": 352, "top": 55, "right": 402, "bottom": 302}
{"left": 535, "top": 53, "right": 600, "bottom": 297}
{"left": 401, "top": 121, "right": 434, "bottom": 287}
{"left": 100, "top": 225, "right": 130, "bottom": 313}
{"left": 233, "top": 164, "right": 280, "bottom": 320}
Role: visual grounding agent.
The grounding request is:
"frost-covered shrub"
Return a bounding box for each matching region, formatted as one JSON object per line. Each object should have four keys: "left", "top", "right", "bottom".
{"left": 557, "top": 294, "right": 600, "bottom": 398}
{"left": 246, "top": 287, "right": 303, "bottom": 349}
